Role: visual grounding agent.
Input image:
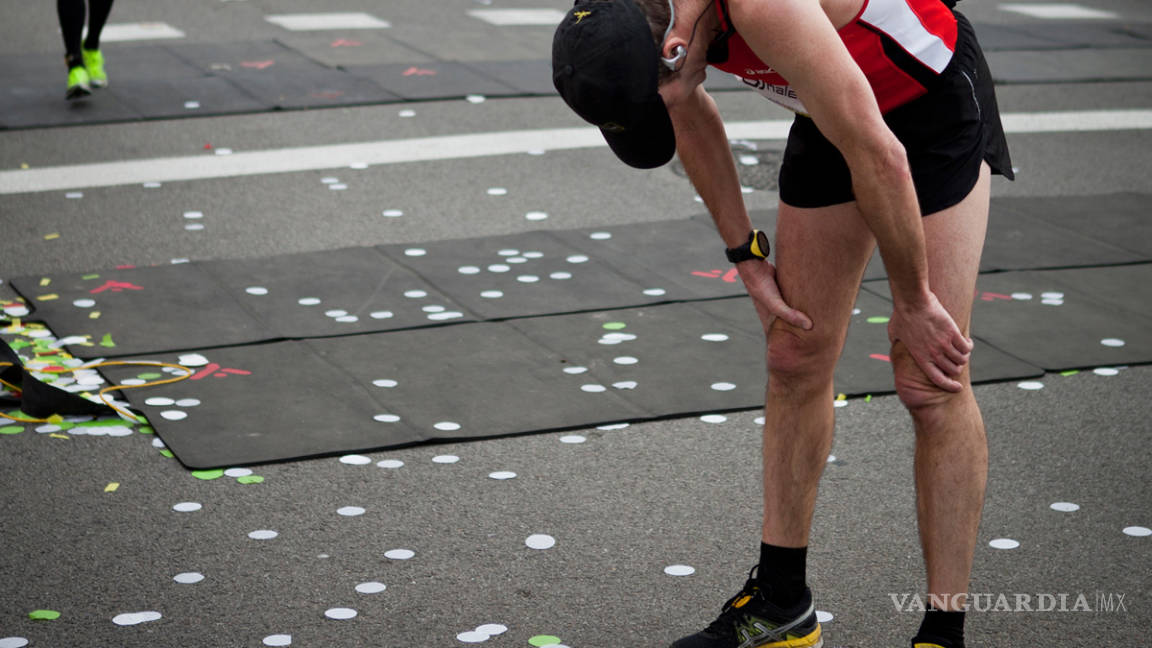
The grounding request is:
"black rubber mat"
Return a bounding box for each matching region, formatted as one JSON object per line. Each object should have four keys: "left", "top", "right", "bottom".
{"left": 345, "top": 62, "right": 519, "bottom": 100}
{"left": 462, "top": 60, "right": 557, "bottom": 96}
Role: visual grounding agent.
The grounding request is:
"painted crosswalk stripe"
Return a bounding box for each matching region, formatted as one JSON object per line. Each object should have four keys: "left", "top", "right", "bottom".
{"left": 98, "top": 22, "right": 185, "bottom": 42}
{"left": 264, "top": 13, "right": 391, "bottom": 31}
{"left": 3, "top": 109, "right": 1151, "bottom": 194}
{"left": 467, "top": 9, "right": 568, "bottom": 26}
{"left": 998, "top": 3, "right": 1119, "bottom": 19}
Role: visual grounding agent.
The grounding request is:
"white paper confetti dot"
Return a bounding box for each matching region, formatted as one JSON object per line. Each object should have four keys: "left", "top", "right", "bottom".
{"left": 1011, "top": 292, "right": 1033, "bottom": 300}
{"left": 326, "top": 309, "right": 349, "bottom": 318}
{"left": 382, "top": 209, "right": 404, "bottom": 217}
{"left": 457, "top": 631, "right": 489, "bottom": 643}
{"left": 377, "top": 459, "right": 404, "bottom": 469}
{"left": 816, "top": 610, "right": 834, "bottom": 623}
{"left": 434, "top": 421, "right": 461, "bottom": 431}
{"left": 643, "top": 288, "right": 667, "bottom": 296}
{"left": 385, "top": 549, "right": 415, "bottom": 560}
{"left": 356, "top": 582, "right": 387, "bottom": 594}
{"left": 711, "top": 382, "right": 737, "bottom": 391}
{"left": 1050, "top": 502, "right": 1080, "bottom": 512}
{"left": 523, "top": 251, "right": 544, "bottom": 259}
{"left": 613, "top": 356, "right": 638, "bottom": 365}
{"left": 989, "top": 538, "right": 1019, "bottom": 549}
{"left": 488, "top": 264, "right": 511, "bottom": 273}
{"left": 65, "top": 192, "right": 83, "bottom": 199}
{"left": 350, "top": 162, "right": 369, "bottom": 169}
{"left": 160, "top": 410, "right": 188, "bottom": 421}
{"left": 480, "top": 290, "right": 504, "bottom": 298}
{"left": 589, "top": 232, "right": 612, "bottom": 240}
{"left": 612, "top": 381, "right": 638, "bottom": 390}
{"left": 559, "top": 435, "right": 586, "bottom": 444}
{"left": 581, "top": 384, "right": 607, "bottom": 393}
{"left": 549, "top": 272, "right": 572, "bottom": 280}
{"left": 373, "top": 379, "right": 399, "bottom": 388}
{"left": 1093, "top": 367, "right": 1119, "bottom": 376}
{"left": 1101, "top": 338, "right": 1126, "bottom": 347}
{"left": 566, "top": 254, "right": 589, "bottom": 263}
{"left": 498, "top": 249, "right": 520, "bottom": 256}
{"left": 0, "top": 640, "right": 28, "bottom": 648}
{"left": 487, "top": 187, "right": 507, "bottom": 196}
{"left": 517, "top": 275, "right": 540, "bottom": 283}
{"left": 597, "top": 423, "right": 630, "bottom": 430}
{"left": 263, "top": 635, "right": 292, "bottom": 647}
{"left": 370, "top": 311, "right": 394, "bottom": 319}
{"left": 337, "top": 315, "right": 360, "bottom": 323}
{"left": 246, "top": 286, "right": 268, "bottom": 295}
{"left": 466, "top": 94, "right": 486, "bottom": 104}
{"left": 173, "top": 572, "right": 205, "bottom": 584}
{"left": 374, "top": 414, "right": 401, "bottom": 423}
{"left": 145, "top": 397, "right": 175, "bottom": 407}
{"left": 398, "top": 109, "right": 416, "bottom": 117}
{"left": 475, "top": 624, "right": 508, "bottom": 636}
{"left": 827, "top": 454, "right": 837, "bottom": 463}
{"left": 175, "top": 398, "right": 201, "bottom": 407}
{"left": 563, "top": 366, "right": 588, "bottom": 374}
{"left": 298, "top": 297, "right": 321, "bottom": 306}
{"left": 700, "top": 414, "right": 727, "bottom": 423}
{"left": 404, "top": 248, "right": 427, "bottom": 257}
{"left": 184, "top": 101, "right": 200, "bottom": 110}
{"left": 73, "top": 298, "right": 96, "bottom": 308}
{"left": 172, "top": 502, "right": 202, "bottom": 512}
{"left": 324, "top": 608, "right": 357, "bottom": 620}
{"left": 178, "top": 353, "right": 210, "bottom": 367}
{"left": 428, "top": 311, "right": 464, "bottom": 321}
{"left": 526, "top": 211, "right": 549, "bottom": 221}
{"left": 459, "top": 266, "right": 481, "bottom": 274}
{"left": 215, "top": 148, "right": 233, "bottom": 156}
{"left": 225, "top": 468, "right": 252, "bottom": 477}
{"left": 340, "top": 454, "right": 372, "bottom": 465}
{"left": 701, "top": 333, "right": 729, "bottom": 342}
{"left": 338, "top": 506, "right": 366, "bottom": 517}
{"left": 525, "top": 534, "right": 556, "bottom": 550}
{"left": 664, "top": 565, "right": 695, "bottom": 576}
{"left": 321, "top": 177, "right": 340, "bottom": 184}
{"left": 433, "top": 455, "right": 460, "bottom": 464}
{"left": 1123, "top": 526, "right": 1151, "bottom": 537}
{"left": 185, "top": 223, "right": 205, "bottom": 231}
{"left": 405, "top": 289, "right": 428, "bottom": 298}
{"left": 489, "top": 471, "right": 517, "bottom": 480}
{"left": 249, "top": 530, "right": 278, "bottom": 540}
{"left": 113, "top": 611, "right": 162, "bottom": 626}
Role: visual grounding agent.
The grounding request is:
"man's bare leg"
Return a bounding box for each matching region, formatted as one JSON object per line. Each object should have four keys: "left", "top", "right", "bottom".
{"left": 892, "top": 165, "right": 992, "bottom": 613}
{"left": 761, "top": 200, "right": 876, "bottom": 547}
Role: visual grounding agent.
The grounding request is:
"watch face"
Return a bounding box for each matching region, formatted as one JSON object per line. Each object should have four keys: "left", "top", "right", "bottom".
{"left": 752, "top": 230, "right": 769, "bottom": 258}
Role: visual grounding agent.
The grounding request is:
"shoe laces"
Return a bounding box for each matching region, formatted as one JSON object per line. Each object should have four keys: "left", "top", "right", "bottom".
{"left": 704, "top": 565, "right": 763, "bottom": 637}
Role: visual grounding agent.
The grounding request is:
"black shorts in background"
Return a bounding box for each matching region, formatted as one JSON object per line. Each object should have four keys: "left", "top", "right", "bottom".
{"left": 777, "top": 11, "right": 1014, "bottom": 216}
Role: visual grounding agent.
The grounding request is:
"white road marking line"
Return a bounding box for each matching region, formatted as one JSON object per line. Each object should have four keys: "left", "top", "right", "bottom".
{"left": 3, "top": 110, "right": 1151, "bottom": 194}
{"left": 97, "top": 22, "right": 186, "bottom": 42}
{"left": 999, "top": 3, "right": 1119, "bottom": 19}
{"left": 264, "top": 13, "right": 391, "bottom": 31}
{"left": 467, "top": 9, "right": 568, "bottom": 26}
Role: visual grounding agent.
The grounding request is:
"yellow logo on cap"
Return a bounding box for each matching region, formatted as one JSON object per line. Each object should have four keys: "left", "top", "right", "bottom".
{"left": 573, "top": 10, "right": 592, "bottom": 23}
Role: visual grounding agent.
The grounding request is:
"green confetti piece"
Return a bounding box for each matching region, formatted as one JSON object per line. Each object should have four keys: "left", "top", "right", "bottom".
{"left": 137, "top": 372, "right": 162, "bottom": 380}
{"left": 9, "top": 339, "right": 31, "bottom": 350}
{"left": 865, "top": 394, "right": 873, "bottom": 403}
{"left": 139, "top": 426, "right": 154, "bottom": 435}
{"left": 159, "top": 449, "right": 174, "bottom": 458}
{"left": 529, "top": 636, "right": 562, "bottom": 647}
{"left": 865, "top": 316, "right": 890, "bottom": 324}
{"left": 602, "top": 322, "right": 627, "bottom": 330}
{"left": 99, "top": 333, "right": 116, "bottom": 348}
{"left": 76, "top": 418, "right": 134, "bottom": 428}
{"left": 191, "top": 469, "right": 225, "bottom": 480}
{"left": 0, "top": 425, "right": 24, "bottom": 435}
{"left": 29, "top": 609, "right": 60, "bottom": 620}
{"left": 1060, "top": 370, "right": 1080, "bottom": 377}
{"left": 82, "top": 273, "right": 101, "bottom": 280}
{"left": 236, "top": 475, "right": 264, "bottom": 484}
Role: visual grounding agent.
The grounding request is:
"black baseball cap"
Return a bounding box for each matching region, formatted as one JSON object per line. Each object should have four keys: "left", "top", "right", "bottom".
{"left": 552, "top": 0, "right": 676, "bottom": 169}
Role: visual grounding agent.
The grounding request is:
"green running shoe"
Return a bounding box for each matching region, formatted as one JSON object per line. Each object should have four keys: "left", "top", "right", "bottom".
{"left": 66, "top": 65, "right": 92, "bottom": 100}
{"left": 671, "top": 566, "right": 823, "bottom": 648}
{"left": 82, "top": 48, "right": 108, "bottom": 88}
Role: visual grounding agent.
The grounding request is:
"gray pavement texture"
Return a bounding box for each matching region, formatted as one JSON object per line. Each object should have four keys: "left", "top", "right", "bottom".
{"left": 2, "top": 1, "right": 1152, "bottom": 647}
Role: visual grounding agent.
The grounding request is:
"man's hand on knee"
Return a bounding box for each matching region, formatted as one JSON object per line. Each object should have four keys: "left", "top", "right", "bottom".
{"left": 737, "top": 260, "right": 813, "bottom": 331}
{"left": 888, "top": 293, "right": 973, "bottom": 392}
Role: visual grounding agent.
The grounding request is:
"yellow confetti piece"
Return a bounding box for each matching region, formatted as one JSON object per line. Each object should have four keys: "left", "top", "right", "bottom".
{"left": 44, "top": 233, "right": 60, "bottom": 241}
{"left": 20, "top": 162, "right": 29, "bottom": 169}
{"left": 38, "top": 294, "right": 59, "bottom": 301}
{"left": 47, "top": 415, "right": 63, "bottom": 423}
{"left": 49, "top": 433, "right": 70, "bottom": 439}
{"left": 836, "top": 393, "right": 846, "bottom": 401}
{"left": 39, "top": 278, "right": 51, "bottom": 287}
{"left": 89, "top": 311, "right": 101, "bottom": 319}
{"left": 105, "top": 482, "right": 120, "bottom": 492}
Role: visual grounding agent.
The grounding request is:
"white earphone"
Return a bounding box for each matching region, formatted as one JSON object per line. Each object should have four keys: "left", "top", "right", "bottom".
{"left": 659, "top": 0, "right": 685, "bottom": 71}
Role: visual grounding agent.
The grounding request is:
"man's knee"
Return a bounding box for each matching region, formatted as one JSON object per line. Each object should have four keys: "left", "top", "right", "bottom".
{"left": 890, "top": 340, "right": 968, "bottom": 413}
{"left": 766, "top": 320, "right": 841, "bottom": 390}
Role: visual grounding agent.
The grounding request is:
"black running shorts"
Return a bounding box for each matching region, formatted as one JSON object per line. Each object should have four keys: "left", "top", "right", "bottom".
{"left": 777, "top": 11, "right": 1013, "bottom": 216}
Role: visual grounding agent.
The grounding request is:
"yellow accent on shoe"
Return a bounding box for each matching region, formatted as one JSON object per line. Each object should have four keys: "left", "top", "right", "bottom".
{"left": 66, "top": 66, "right": 92, "bottom": 100}
{"left": 913, "top": 643, "right": 948, "bottom": 648}
{"left": 761, "top": 624, "right": 823, "bottom": 648}
{"left": 82, "top": 48, "right": 107, "bottom": 87}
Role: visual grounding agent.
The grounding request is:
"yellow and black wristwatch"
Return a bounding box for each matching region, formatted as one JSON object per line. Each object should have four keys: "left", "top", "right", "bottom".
{"left": 725, "top": 229, "right": 770, "bottom": 263}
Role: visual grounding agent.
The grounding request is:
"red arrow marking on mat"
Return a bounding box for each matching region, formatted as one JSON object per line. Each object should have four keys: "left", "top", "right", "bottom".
{"left": 240, "top": 60, "right": 275, "bottom": 70}
{"left": 402, "top": 66, "right": 437, "bottom": 77}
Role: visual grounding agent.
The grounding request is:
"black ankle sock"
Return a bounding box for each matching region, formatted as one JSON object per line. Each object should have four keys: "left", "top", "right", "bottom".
{"left": 756, "top": 542, "right": 808, "bottom": 609}
{"left": 915, "top": 606, "right": 965, "bottom": 647}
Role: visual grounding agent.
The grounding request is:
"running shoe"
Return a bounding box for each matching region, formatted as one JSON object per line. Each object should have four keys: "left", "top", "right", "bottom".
{"left": 82, "top": 48, "right": 107, "bottom": 88}
{"left": 912, "top": 637, "right": 957, "bottom": 648}
{"left": 671, "top": 566, "right": 823, "bottom": 648}
{"left": 66, "top": 66, "right": 91, "bottom": 100}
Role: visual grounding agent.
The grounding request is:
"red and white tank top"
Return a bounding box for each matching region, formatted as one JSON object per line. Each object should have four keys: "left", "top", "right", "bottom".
{"left": 710, "top": 0, "right": 958, "bottom": 114}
